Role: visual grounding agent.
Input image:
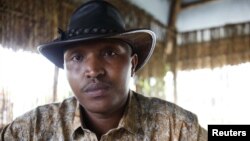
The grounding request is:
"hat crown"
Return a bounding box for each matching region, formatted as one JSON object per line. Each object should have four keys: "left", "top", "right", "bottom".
{"left": 67, "top": 1, "right": 125, "bottom": 38}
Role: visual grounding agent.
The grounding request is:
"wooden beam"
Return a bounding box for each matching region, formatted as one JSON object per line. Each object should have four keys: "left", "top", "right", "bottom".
{"left": 52, "top": 66, "right": 59, "bottom": 102}
{"left": 166, "top": 0, "right": 182, "bottom": 104}
{"left": 181, "top": 0, "right": 219, "bottom": 10}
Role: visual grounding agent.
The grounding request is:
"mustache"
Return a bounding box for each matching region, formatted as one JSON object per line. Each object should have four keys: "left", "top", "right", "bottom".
{"left": 80, "top": 79, "right": 112, "bottom": 93}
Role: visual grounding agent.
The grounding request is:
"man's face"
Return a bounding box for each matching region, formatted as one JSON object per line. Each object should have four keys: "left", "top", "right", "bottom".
{"left": 64, "top": 39, "right": 138, "bottom": 115}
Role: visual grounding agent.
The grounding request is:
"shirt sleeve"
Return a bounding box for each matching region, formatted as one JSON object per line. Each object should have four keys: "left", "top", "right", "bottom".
{"left": 198, "top": 126, "right": 208, "bottom": 141}
{"left": 0, "top": 115, "right": 33, "bottom": 140}
{"left": 0, "top": 124, "right": 11, "bottom": 141}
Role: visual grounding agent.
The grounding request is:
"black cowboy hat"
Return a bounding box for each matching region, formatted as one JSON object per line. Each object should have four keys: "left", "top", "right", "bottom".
{"left": 37, "top": 0, "right": 156, "bottom": 71}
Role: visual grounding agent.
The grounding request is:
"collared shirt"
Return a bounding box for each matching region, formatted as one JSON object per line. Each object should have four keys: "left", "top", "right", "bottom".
{"left": 1, "top": 91, "right": 207, "bottom": 141}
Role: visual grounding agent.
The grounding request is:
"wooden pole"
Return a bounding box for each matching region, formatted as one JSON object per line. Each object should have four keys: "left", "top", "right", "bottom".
{"left": 52, "top": 66, "right": 59, "bottom": 102}
{"left": 166, "top": 0, "right": 181, "bottom": 103}
{"left": 52, "top": 1, "right": 60, "bottom": 102}
{"left": 0, "top": 89, "right": 5, "bottom": 127}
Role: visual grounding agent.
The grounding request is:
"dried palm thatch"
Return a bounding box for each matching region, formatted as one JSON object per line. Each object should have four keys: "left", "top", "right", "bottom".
{"left": 168, "top": 22, "right": 250, "bottom": 70}
{"left": 0, "top": 0, "right": 168, "bottom": 79}
{"left": 0, "top": 0, "right": 68, "bottom": 52}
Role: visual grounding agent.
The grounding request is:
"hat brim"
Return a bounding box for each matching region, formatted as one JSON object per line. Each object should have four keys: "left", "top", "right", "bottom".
{"left": 37, "top": 29, "right": 156, "bottom": 71}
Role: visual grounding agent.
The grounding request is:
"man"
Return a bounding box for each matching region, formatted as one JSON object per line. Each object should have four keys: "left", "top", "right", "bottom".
{"left": 1, "top": 0, "right": 207, "bottom": 140}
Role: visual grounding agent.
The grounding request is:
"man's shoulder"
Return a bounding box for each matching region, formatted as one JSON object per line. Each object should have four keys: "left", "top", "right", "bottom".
{"left": 1, "top": 97, "right": 77, "bottom": 139}
{"left": 25, "top": 97, "right": 75, "bottom": 115}
{"left": 133, "top": 92, "right": 198, "bottom": 124}
{"left": 8, "top": 96, "right": 76, "bottom": 128}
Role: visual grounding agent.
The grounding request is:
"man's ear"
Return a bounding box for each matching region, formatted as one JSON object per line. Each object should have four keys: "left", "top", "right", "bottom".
{"left": 131, "top": 54, "right": 138, "bottom": 77}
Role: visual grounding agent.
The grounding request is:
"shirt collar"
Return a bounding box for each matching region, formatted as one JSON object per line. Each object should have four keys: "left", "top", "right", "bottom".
{"left": 117, "top": 90, "right": 142, "bottom": 134}
{"left": 72, "top": 99, "right": 82, "bottom": 131}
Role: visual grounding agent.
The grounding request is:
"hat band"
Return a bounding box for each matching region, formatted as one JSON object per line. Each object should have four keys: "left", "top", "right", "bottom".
{"left": 58, "top": 27, "right": 121, "bottom": 40}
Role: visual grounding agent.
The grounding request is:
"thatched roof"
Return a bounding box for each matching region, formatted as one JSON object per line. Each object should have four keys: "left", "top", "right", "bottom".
{"left": 0, "top": 0, "right": 75, "bottom": 51}
{"left": 168, "top": 22, "right": 250, "bottom": 70}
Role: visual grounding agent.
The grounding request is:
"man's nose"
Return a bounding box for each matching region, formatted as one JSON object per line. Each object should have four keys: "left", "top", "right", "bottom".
{"left": 84, "top": 54, "right": 105, "bottom": 79}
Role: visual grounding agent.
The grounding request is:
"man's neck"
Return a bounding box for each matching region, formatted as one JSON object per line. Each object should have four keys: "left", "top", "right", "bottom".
{"left": 85, "top": 112, "right": 123, "bottom": 139}
{"left": 81, "top": 97, "right": 129, "bottom": 139}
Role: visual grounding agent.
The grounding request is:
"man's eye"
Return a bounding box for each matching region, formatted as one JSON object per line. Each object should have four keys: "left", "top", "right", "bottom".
{"left": 104, "top": 50, "right": 117, "bottom": 57}
{"left": 72, "top": 55, "right": 83, "bottom": 62}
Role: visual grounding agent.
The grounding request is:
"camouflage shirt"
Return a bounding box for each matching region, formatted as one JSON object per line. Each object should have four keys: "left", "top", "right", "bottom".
{"left": 1, "top": 91, "right": 207, "bottom": 141}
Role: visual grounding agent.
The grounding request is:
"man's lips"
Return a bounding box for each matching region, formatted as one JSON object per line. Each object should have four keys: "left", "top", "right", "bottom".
{"left": 81, "top": 82, "right": 111, "bottom": 97}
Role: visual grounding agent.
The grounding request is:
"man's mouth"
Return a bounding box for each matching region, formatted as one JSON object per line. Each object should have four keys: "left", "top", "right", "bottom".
{"left": 82, "top": 82, "right": 111, "bottom": 97}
